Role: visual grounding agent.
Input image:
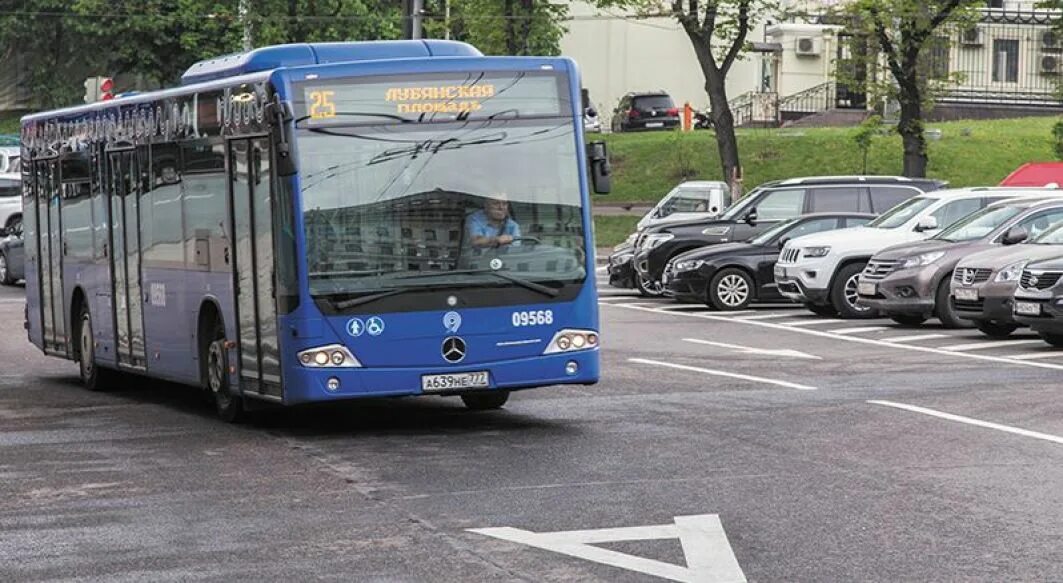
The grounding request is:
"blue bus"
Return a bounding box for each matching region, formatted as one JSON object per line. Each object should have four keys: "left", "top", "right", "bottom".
{"left": 21, "top": 40, "right": 611, "bottom": 421}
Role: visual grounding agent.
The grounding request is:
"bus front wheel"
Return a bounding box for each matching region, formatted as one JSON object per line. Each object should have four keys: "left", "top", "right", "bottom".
{"left": 205, "top": 321, "right": 244, "bottom": 423}
{"left": 461, "top": 390, "right": 510, "bottom": 411}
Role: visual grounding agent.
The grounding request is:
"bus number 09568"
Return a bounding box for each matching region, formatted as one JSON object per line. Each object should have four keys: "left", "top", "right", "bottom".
{"left": 512, "top": 310, "right": 553, "bottom": 327}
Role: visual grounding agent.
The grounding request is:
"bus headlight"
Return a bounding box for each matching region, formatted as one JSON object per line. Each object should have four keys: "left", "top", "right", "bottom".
{"left": 298, "top": 344, "right": 361, "bottom": 368}
{"left": 544, "top": 329, "right": 599, "bottom": 354}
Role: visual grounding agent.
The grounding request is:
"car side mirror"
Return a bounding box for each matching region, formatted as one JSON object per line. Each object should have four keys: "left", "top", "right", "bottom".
{"left": 587, "top": 141, "right": 611, "bottom": 194}
{"left": 744, "top": 208, "right": 758, "bottom": 225}
{"left": 1002, "top": 225, "right": 1029, "bottom": 246}
{"left": 778, "top": 236, "right": 789, "bottom": 249}
{"left": 915, "top": 216, "right": 939, "bottom": 232}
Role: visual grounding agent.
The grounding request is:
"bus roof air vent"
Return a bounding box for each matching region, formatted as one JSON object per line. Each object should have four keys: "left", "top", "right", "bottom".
{"left": 180, "top": 40, "right": 483, "bottom": 86}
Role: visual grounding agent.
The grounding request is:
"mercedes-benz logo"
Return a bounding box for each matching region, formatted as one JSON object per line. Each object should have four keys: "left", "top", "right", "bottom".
{"left": 442, "top": 336, "right": 466, "bottom": 363}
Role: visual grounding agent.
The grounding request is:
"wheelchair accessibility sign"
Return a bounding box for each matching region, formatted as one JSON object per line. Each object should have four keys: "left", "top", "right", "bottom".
{"left": 366, "top": 316, "right": 385, "bottom": 336}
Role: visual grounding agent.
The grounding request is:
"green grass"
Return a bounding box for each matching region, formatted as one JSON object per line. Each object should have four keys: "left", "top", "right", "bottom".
{"left": 593, "top": 215, "right": 640, "bottom": 249}
{"left": 0, "top": 111, "right": 23, "bottom": 135}
{"left": 593, "top": 117, "right": 1059, "bottom": 203}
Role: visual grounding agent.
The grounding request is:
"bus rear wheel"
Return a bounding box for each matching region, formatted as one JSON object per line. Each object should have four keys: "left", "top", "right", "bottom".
{"left": 204, "top": 321, "right": 244, "bottom": 423}
{"left": 461, "top": 391, "right": 510, "bottom": 411}
{"left": 77, "top": 305, "right": 119, "bottom": 391}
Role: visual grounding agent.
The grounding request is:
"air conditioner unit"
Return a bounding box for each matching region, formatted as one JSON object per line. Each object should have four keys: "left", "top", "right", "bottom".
{"left": 1041, "top": 54, "right": 1060, "bottom": 75}
{"left": 960, "top": 27, "right": 982, "bottom": 47}
{"left": 795, "top": 37, "right": 820, "bottom": 57}
{"left": 1043, "top": 30, "right": 1061, "bottom": 50}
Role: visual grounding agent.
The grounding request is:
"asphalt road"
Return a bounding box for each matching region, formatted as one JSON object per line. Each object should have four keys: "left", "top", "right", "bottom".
{"left": 3, "top": 275, "right": 1063, "bottom": 582}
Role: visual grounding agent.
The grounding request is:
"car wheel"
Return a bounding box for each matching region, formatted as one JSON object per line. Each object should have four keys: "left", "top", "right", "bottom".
{"left": 890, "top": 314, "right": 928, "bottom": 327}
{"left": 204, "top": 320, "right": 245, "bottom": 423}
{"left": 830, "top": 263, "right": 877, "bottom": 319}
{"left": 1038, "top": 332, "right": 1063, "bottom": 347}
{"left": 708, "top": 268, "right": 754, "bottom": 311}
{"left": 804, "top": 303, "right": 838, "bottom": 317}
{"left": 635, "top": 274, "right": 665, "bottom": 297}
{"left": 935, "top": 279, "right": 974, "bottom": 329}
{"left": 4, "top": 213, "right": 20, "bottom": 232}
{"left": 461, "top": 391, "right": 510, "bottom": 411}
{"left": 0, "top": 252, "right": 12, "bottom": 286}
{"left": 977, "top": 322, "right": 1018, "bottom": 339}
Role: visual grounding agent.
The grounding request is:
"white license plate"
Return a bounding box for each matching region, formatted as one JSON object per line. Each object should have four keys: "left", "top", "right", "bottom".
{"left": 645, "top": 122, "right": 664, "bottom": 128}
{"left": 774, "top": 265, "right": 786, "bottom": 279}
{"left": 954, "top": 288, "right": 978, "bottom": 302}
{"left": 421, "top": 371, "right": 490, "bottom": 392}
{"left": 1015, "top": 301, "right": 1042, "bottom": 316}
{"left": 857, "top": 281, "right": 876, "bottom": 296}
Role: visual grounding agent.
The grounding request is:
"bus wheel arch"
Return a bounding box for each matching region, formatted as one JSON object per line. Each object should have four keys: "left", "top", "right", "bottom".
{"left": 69, "top": 287, "right": 88, "bottom": 361}
{"left": 197, "top": 300, "right": 245, "bottom": 423}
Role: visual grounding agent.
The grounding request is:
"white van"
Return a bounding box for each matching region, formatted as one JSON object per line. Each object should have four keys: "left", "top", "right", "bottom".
{"left": 636, "top": 181, "right": 731, "bottom": 231}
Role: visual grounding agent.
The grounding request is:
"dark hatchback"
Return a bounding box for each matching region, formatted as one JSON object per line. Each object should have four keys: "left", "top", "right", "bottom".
{"left": 632, "top": 176, "right": 947, "bottom": 294}
{"left": 611, "top": 92, "right": 680, "bottom": 132}
{"left": 664, "top": 213, "right": 874, "bottom": 309}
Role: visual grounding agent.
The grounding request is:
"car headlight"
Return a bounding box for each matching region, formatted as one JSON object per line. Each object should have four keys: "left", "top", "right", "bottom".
{"left": 900, "top": 251, "right": 945, "bottom": 269}
{"left": 701, "top": 226, "right": 730, "bottom": 236}
{"left": 673, "top": 259, "right": 705, "bottom": 272}
{"left": 802, "top": 246, "right": 831, "bottom": 258}
{"left": 610, "top": 252, "right": 633, "bottom": 265}
{"left": 642, "top": 233, "right": 674, "bottom": 250}
{"left": 995, "top": 261, "right": 1026, "bottom": 283}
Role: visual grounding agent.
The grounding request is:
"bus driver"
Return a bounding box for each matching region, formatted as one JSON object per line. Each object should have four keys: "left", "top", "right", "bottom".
{"left": 466, "top": 193, "right": 522, "bottom": 249}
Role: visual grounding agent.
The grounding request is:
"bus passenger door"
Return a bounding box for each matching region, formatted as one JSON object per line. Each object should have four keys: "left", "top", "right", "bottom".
{"left": 34, "top": 159, "right": 65, "bottom": 354}
{"left": 107, "top": 150, "right": 147, "bottom": 370}
{"left": 227, "top": 138, "right": 282, "bottom": 399}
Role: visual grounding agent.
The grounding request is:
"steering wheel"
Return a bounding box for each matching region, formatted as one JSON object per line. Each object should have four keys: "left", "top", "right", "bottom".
{"left": 509, "top": 236, "right": 541, "bottom": 246}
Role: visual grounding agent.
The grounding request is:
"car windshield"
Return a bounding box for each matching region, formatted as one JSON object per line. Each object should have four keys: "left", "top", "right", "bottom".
{"left": 933, "top": 205, "right": 1022, "bottom": 242}
{"left": 719, "top": 188, "right": 766, "bottom": 220}
{"left": 868, "top": 196, "right": 936, "bottom": 228}
{"left": 1031, "top": 222, "right": 1063, "bottom": 244}
{"left": 296, "top": 118, "right": 585, "bottom": 303}
{"left": 659, "top": 190, "right": 723, "bottom": 216}
{"left": 749, "top": 217, "right": 802, "bottom": 245}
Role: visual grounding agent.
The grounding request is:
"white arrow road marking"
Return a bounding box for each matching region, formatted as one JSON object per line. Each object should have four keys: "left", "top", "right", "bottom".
{"left": 630, "top": 358, "right": 817, "bottom": 391}
{"left": 469, "top": 514, "right": 746, "bottom": 583}
{"left": 869, "top": 400, "right": 1063, "bottom": 446}
{"left": 682, "top": 338, "right": 821, "bottom": 360}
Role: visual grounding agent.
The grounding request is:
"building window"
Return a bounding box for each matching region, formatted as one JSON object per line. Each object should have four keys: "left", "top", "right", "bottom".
{"left": 925, "top": 36, "right": 949, "bottom": 80}
{"left": 987, "top": 0, "right": 1003, "bottom": 8}
{"left": 992, "top": 39, "right": 1019, "bottom": 83}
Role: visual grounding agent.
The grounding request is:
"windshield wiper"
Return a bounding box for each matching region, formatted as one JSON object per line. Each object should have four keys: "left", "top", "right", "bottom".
{"left": 331, "top": 288, "right": 407, "bottom": 310}
{"left": 394, "top": 268, "right": 561, "bottom": 297}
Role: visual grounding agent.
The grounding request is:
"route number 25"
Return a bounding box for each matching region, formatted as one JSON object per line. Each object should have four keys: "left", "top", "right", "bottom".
{"left": 309, "top": 90, "right": 336, "bottom": 119}
{"left": 512, "top": 310, "right": 553, "bottom": 327}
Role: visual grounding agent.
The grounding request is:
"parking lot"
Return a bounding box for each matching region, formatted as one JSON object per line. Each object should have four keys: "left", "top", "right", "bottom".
{"left": 2, "top": 270, "right": 1063, "bottom": 582}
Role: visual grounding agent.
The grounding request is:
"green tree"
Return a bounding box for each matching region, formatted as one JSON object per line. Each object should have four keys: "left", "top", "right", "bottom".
{"left": 425, "top": 0, "right": 568, "bottom": 56}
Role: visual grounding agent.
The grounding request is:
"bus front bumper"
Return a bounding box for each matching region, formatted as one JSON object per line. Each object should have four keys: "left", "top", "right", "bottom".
{"left": 281, "top": 349, "right": 600, "bottom": 404}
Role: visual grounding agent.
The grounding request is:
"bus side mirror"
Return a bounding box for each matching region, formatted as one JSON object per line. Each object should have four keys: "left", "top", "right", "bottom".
{"left": 1002, "top": 226, "right": 1028, "bottom": 245}
{"left": 587, "top": 141, "right": 611, "bottom": 194}
{"left": 269, "top": 95, "right": 298, "bottom": 177}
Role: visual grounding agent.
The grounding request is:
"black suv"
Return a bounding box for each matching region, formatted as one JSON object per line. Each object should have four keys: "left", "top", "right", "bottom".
{"left": 629, "top": 176, "right": 947, "bottom": 295}
{"left": 611, "top": 92, "right": 680, "bottom": 132}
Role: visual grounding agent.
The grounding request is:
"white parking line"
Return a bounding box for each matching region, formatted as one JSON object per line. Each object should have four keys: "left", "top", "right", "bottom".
{"left": 629, "top": 358, "right": 817, "bottom": 391}
{"left": 782, "top": 319, "right": 840, "bottom": 327}
{"left": 941, "top": 339, "right": 1044, "bottom": 352}
{"left": 886, "top": 334, "right": 948, "bottom": 343}
{"left": 601, "top": 303, "right": 1063, "bottom": 371}
{"left": 735, "top": 313, "right": 790, "bottom": 320}
{"left": 832, "top": 326, "right": 890, "bottom": 335}
{"left": 1010, "top": 351, "right": 1063, "bottom": 360}
{"left": 656, "top": 305, "right": 717, "bottom": 312}
{"left": 869, "top": 400, "right": 1063, "bottom": 446}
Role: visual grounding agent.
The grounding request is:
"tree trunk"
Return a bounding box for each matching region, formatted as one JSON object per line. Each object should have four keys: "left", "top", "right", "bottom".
{"left": 705, "top": 73, "right": 742, "bottom": 194}
{"left": 504, "top": 0, "right": 517, "bottom": 55}
{"left": 896, "top": 82, "right": 927, "bottom": 178}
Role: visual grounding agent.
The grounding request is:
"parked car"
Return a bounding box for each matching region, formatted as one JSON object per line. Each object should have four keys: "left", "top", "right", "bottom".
{"left": 631, "top": 175, "right": 944, "bottom": 297}
{"left": 857, "top": 197, "right": 1063, "bottom": 327}
{"left": 611, "top": 92, "right": 680, "bottom": 132}
{"left": 0, "top": 220, "right": 23, "bottom": 285}
{"left": 584, "top": 106, "right": 602, "bottom": 133}
{"left": 999, "top": 162, "right": 1063, "bottom": 187}
{"left": 1012, "top": 254, "right": 1063, "bottom": 346}
{"left": 776, "top": 187, "right": 1057, "bottom": 319}
{"left": 0, "top": 146, "right": 20, "bottom": 174}
{"left": 0, "top": 173, "right": 20, "bottom": 232}
{"left": 954, "top": 222, "right": 1063, "bottom": 338}
{"left": 663, "top": 212, "right": 874, "bottom": 309}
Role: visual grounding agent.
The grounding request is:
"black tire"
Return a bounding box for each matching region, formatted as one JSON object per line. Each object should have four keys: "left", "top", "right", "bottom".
{"left": 891, "top": 314, "right": 928, "bottom": 327}
{"left": 635, "top": 273, "right": 665, "bottom": 297}
{"left": 204, "top": 320, "right": 244, "bottom": 423}
{"left": 707, "top": 268, "right": 754, "bottom": 311}
{"left": 4, "top": 213, "right": 20, "bottom": 232}
{"left": 461, "top": 390, "right": 510, "bottom": 411}
{"left": 804, "top": 303, "right": 837, "bottom": 317}
{"left": 77, "top": 305, "right": 120, "bottom": 391}
{"left": 830, "top": 263, "right": 877, "bottom": 319}
{"left": 0, "top": 252, "right": 13, "bottom": 286}
{"left": 1038, "top": 332, "right": 1063, "bottom": 347}
{"left": 977, "top": 321, "right": 1018, "bottom": 339}
{"left": 935, "top": 278, "right": 974, "bottom": 329}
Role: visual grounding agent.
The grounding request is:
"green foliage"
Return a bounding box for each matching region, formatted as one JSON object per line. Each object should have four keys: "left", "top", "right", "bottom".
{"left": 592, "top": 118, "right": 1055, "bottom": 202}
{"left": 424, "top": 0, "right": 567, "bottom": 56}
{"left": 852, "top": 115, "right": 883, "bottom": 173}
{"left": 593, "top": 215, "right": 641, "bottom": 248}
{"left": 668, "top": 130, "right": 700, "bottom": 181}
{"left": 1053, "top": 119, "right": 1063, "bottom": 161}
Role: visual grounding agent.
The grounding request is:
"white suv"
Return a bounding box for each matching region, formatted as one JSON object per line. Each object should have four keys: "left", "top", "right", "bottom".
{"left": 0, "top": 174, "right": 20, "bottom": 232}
{"left": 774, "top": 188, "right": 1061, "bottom": 318}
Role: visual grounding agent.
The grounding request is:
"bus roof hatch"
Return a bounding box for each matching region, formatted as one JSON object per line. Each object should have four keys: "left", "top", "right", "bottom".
{"left": 180, "top": 40, "right": 483, "bottom": 86}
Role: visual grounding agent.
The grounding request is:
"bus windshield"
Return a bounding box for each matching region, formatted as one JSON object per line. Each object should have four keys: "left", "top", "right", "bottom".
{"left": 297, "top": 118, "right": 585, "bottom": 306}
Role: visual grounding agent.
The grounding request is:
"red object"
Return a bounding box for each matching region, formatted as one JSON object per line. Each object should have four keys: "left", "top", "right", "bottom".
{"left": 683, "top": 103, "right": 693, "bottom": 131}
{"left": 999, "top": 162, "right": 1063, "bottom": 187}
{"left": 627, "top": 109, "right": 639, "bottom": 119}
{"left": 100, "top": 77, "right": 114, "bottom": 101}
{"left": 666, "top": 107, "right": 679, "bottom": 116}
